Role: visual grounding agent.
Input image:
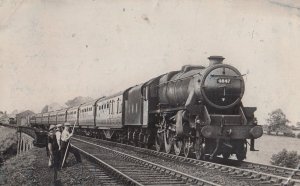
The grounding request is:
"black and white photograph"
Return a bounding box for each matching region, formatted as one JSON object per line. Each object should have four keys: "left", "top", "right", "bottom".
{"left": 0, "top": 0, "right": 300, "bottom": 185}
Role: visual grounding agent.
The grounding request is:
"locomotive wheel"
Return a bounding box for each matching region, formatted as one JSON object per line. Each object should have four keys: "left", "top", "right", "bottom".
{"left": 164, "top": 130, "right": 173, "bottom": 154}
{"left": 126, "top": 130, "right": 131, "bottom": 145}
{"left": 236, "top": 148, "right": 246, "bottom": 161}
{"left": 183, "top": 137, "right": 192, "bottom": 158}
{"left": 222, "top": 152, "right": 231, "bottom": 160}
{"left": 155, "top": 133, "right": 163, "bottom": 152}
{"left": 236, "top": 152, "right": 245, "bottom": 161}
{"left": 194, "top": 138, "right": 204, "bottom": 160}
{"left": 138, "top": 132, "right": 143, "bottom": 147}
{"left": 173, "top": 139, "right": 182, "bottom": 156}
{"left": 143, "top": 134, "right": 150, "bottom": 149}
{"left": 235, "top": 141, "right": 247, "bottom": 161}
{"left": 133, "top": 131, "right": 139, "bottom": 146}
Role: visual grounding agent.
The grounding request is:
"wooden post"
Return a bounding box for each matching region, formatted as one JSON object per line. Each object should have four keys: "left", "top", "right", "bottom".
{"left": 61, "top": 121, "right": 76, "bottom": 168}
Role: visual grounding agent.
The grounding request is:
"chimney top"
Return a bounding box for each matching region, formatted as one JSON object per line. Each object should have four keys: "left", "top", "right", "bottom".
{"left": 208, "top": 56, "right": 225, "bottom": 65}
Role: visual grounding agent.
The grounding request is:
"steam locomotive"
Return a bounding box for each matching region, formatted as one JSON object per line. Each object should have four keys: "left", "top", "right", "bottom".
{"left": 30, "top": 56, "right": 263, "bottom": 161}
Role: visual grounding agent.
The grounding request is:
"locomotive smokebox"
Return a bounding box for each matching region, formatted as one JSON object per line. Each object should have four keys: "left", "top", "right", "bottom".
{"left": 208, "top": 56, "right": 225, "bottom": 65}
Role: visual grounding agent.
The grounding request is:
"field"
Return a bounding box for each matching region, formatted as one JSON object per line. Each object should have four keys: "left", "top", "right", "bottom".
{"left": 246, "top": 134, "right": 300, "bottom": 165}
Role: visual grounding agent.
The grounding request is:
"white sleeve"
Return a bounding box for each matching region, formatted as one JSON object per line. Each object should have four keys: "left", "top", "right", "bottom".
{"left": 56, "top": 132, "right": 61, "bottom": 148}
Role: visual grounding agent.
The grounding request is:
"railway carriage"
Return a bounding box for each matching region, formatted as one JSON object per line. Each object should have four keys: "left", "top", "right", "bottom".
{"left": 49, "top": 111, "right": 58, "bottom": 125}
{"left": 94, "top": 93, "right": 124, "bottom": 140}
{"left": 35, "top": 113, "right": 43, "bottom": 126}
{"left": 79, "top": 100, "right": 96, "bottom": 127}
{"left": 41, "top": 113, "right": 49, "bottom": 125}
{"left": 66, "top": 106, "right": 79, "bottom": 125}
{"left": 57, "top": 108, "right": 67, "bottom": 124}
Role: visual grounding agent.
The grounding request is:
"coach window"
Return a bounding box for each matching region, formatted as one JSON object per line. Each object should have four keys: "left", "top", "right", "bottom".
{"left": 109, "top": 101, "right": 111, "bottom": 114}
{"left": 107, "top": 103, "right": 109, "bottom": 114}
{"left": 136, "top": 103, "right": 138, "bottom": 113}
{"left": 110, "top": 101, "right": 113, "bottom": 114}
{"left": 107, "top": 102, "right": 109, "bottom": 114}
{"left": 117, "top": 98, "right": 119, "bottom": 113}
{"left": 111, "top": 101, "right": 113, "bottom": 114}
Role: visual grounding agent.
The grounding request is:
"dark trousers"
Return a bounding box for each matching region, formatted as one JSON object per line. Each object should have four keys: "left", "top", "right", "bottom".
{"left": 53, "top": 150, "right": 61, "bottom": 169}
{"left": 60, "top": 141, "right": 81, "bottom": 166}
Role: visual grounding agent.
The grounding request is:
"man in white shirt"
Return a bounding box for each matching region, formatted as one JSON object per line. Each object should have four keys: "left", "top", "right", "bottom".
{"left": 55, "top": 124, "right": 63, "bottom": 150}
{"left": 60, "top": 122, "right": 81, "bottom": 168}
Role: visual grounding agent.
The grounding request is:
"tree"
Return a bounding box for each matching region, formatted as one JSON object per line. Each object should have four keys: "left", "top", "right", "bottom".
{"left": 65, "top": 96, "right": 93, "bottom": 107}
{"left": 41, "top": 105, "right": 49, "bottom": 113}
{"left": 266, "top": 109, "right": 290, "bottom": 132}
{"left": 48, "top": 103, "right": 64, "bottom": 111}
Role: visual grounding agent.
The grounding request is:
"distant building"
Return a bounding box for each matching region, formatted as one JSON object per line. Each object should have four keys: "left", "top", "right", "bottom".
{"left": 16, "top": 110, "right": 35, "bottom": 126}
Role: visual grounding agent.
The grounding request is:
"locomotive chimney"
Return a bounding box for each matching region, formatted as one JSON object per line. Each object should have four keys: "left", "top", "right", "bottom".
{"left": 208, "top": 56, "right": 225, "bottom": 65}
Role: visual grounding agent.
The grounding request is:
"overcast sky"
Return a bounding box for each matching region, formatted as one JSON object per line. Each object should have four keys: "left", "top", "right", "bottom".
{"left": 1, "top": 0, "right": 300, "bottom": 125}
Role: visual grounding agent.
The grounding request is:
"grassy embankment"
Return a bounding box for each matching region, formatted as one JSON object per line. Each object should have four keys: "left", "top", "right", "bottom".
{"left": 247, "top": 134, "right": 300, "bottom": 165}
{"left": 0, "top": 126, "right": 17, "bottom": 164}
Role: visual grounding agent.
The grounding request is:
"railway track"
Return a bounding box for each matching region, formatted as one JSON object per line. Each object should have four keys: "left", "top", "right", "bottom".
{"left": 212, "top": 158, "right": 300, "bottom": 180}
{"left": 83, "top": 160, "right": 125, "bottom": 185}
{"left": 238, "top": 161, "right": 300, "bottom": 180}
{"left": 72, "top": 137, "right": 220, "bottom": 186}
{"left": 73, "top": 135, "right": 300, "bottom": 186}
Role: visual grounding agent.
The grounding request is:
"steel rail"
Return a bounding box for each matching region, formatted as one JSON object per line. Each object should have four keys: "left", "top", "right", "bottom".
{"left": 72, "top": 144, "right": 143, "bottom": 186}
{"left": 74, "top": 135, "right": 300, "bottom": 186}
{"left": 72, "top": 137, "right": 221, "bottom": 186}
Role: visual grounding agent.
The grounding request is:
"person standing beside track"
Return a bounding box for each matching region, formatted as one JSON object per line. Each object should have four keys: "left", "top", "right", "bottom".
{"left": 47, "top": 125, "right": 60, "bottom": 181}
{"left": 55, "top": 124, "right": 63, "bottom": 151}
{"left": 60, "top": 122, "right": 81, "bottom": 168}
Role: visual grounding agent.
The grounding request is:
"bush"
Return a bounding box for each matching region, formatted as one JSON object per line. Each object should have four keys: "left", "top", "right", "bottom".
{"left": 283, "top": 131, "right": 295, "bottom": 137}
{"left": 297, "top": 133, "right": 300, "bottom": 139}
{"left": 270, "top": 149, "right": 300, "bottom": 168}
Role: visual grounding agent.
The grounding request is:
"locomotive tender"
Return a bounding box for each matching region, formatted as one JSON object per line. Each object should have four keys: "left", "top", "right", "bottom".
{"left": 30, "top": 56, "right": 263, "bottom": 161}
